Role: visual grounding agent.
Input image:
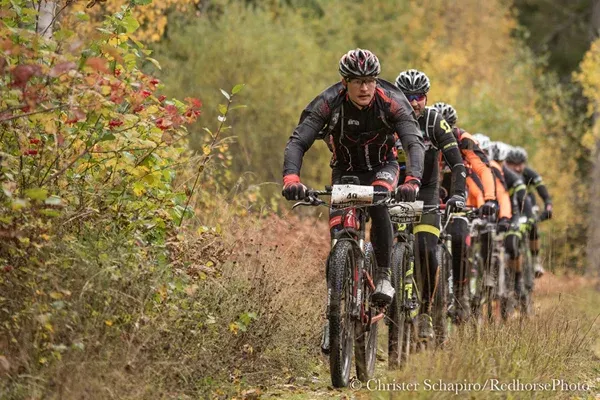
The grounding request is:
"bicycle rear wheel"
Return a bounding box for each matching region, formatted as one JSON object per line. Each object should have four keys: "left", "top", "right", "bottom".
{"left": 355, "top": 243, "right": 378, "bottom": 381}
{"left": 388, "top": 241, "right": 413, "bottom": 368}
{"left": 328, "top": 240, "right": 355, "bottom": 388}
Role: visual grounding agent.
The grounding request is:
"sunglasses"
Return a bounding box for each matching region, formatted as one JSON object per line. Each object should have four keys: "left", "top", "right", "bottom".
{"left": 406, "top": 94, "right": 426, "bottom": 102}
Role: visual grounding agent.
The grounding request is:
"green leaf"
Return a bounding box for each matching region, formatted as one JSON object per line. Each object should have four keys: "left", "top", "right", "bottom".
{"left": 121, "top": 14, "right": 140, "bottom": 34}
{"left": 39, "top": 209, "right": 61, "bottom": 217}
{"left": 231, "top": 84, "right": 245, "bottom": 94}
{"left": 146, "top": 57, "right": 162, "bottom": 70}
{"left": 24, "top": 188, "right": 48, "bottom": 201}
{"left": 230, "top": 105, "right": 248, "bottom": 111}
{"left": 133, "top": 0, "right": 153, "bottom": 4}
{"left": 218, "top": 104, "right": 227, "bottom": 115}
{"left": 75, "top": 11, "right": 90, "bottom": 22}
{"left": 220, "top": 89, "right": 230, "bottom": 101}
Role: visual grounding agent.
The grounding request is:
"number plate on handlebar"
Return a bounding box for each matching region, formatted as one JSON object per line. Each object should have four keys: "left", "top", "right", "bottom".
{"left": 389, "top": 201, "right": 424, "bottom": 223}
{"left": 330, "top": 184, "right": 374, "bottom": 207}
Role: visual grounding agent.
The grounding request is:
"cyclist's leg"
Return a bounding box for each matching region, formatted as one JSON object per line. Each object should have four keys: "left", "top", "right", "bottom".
{"left": 450, "top": 216, "right": 470, "bottom": 320}
{"left": 505, "top": 228, "right": 523, "bottom": 296}
{"left": 368, "top": 162, "right": 400, "bottom": 304}
{"left": 414, "top": 213, "right": 440, "bottom": 339}
{"left": 529, "top": 222, "right": 544, "bottom": 277}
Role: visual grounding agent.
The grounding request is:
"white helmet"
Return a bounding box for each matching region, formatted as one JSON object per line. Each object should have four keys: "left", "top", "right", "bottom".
{"left": 473, "top": 133, "right": 491, "bottom": 151}
{"left": 490, "top": 141, "right": 511, "bottom": 162}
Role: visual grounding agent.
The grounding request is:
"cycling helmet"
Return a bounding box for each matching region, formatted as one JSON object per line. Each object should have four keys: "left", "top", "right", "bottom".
{"left": 506, "top": 146, "right": 528, "bottom": 164}
{"left": 490, "top": 141, "right": 511, "bottom": 162}
{"left": 472, "top": 133, "right": 491, "bottom": 151}
{"left": 339, "top": 48, "right": 381, "bottom": 79}
{"left": 432, "top": 102, "right": 458, "bottom": 127}
{"left": 395, "top": 69, "right": 430, "bottom": 94}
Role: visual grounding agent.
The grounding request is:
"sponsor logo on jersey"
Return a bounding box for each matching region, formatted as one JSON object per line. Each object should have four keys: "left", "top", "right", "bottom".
{"left": 375, "top": 171, "right": 394, "bottom": 181}
{"left": 348, "top": 119, "right": 360, "bottom": 126}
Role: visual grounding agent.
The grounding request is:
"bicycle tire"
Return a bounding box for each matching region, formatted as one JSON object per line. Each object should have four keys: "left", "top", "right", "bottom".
{"left": 328, "top": 240, "right": 355, "bottom": 388}
{"left": 520, "top": 240, "right": 533, "bottom": 317}
{"left": 355, "top": 242, "right": 378, "bottom": 381}
{"left": 433, "top": 245, "right": 450, "bottom": 347}
{"left": 388, "top": 241, "right": 412, "bottom": 368}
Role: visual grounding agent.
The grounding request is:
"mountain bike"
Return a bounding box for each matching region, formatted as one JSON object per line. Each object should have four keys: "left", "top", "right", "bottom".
{"left": 386, "top": 202, "right": 443, "bottom": 367}
{"left": 469, "top": 216, "right": 500, "bottom": 324}
{"left": 291, "top": 177, "right": 393, "bottom": 388}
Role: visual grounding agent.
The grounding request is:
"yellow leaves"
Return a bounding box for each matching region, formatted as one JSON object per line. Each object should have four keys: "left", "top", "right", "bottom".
{"left": 104, "top": 320, "right": 113, "bottom": 327}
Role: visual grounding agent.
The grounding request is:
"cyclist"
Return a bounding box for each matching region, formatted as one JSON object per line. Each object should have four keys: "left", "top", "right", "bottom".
{"left": 489, "top": 141, "right": 535, "bottom": 306}
{"left": 434, "top": 102, "right": 497, "bottom": 322}
{"left": 505, "top": 146, "right": 552, "bottom": 278}
{"left": 282, "top": 49, "right": 426, "bottom": 308}
{"left": 395, "top": 69, "right": 466, "bottom": 340}
{"left": 474, "top": 135, "right": 522, "bottom": 299}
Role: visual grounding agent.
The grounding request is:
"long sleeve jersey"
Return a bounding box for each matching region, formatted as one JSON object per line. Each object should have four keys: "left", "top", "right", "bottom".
{"left": 283, "top": 79, "right": 425, "bottom": 180}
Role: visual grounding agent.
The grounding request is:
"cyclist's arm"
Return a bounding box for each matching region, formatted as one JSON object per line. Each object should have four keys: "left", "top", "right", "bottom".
{"left": 434, "top": 114, "right": 466, "bottom": 197}
{"left": 283, "top": 97, "right": 329, "bottom": 177}
{"left": 495, "top": 176, "right": 512, "bottom": 219}
{"left": 461, "top": 143, "right": 496, "bottom": 201}
{"left": 524, "top": 166, "right": 552, "bottom": 205}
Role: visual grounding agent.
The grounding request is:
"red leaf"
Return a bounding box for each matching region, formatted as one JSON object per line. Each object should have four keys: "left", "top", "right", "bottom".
{"left": 155, "top": 118, "right": 172, "bottom": 131}
{"left": 108, "top": 119, "right": 123, "bottom": 129}
{"left": 29, "top": 138, "right": 41, "bottom": 145}
{"left": 49, "top": 61, "right": 76, "bottom": 77}
{"left": 140, "top": 89, "right": 152, "bottom": 98}
{"left": 24, "top": 149, "right": 38, "bottom": 155}
{"left": 185, "top": 97, "right": 202, "bottom": 110}
{"left": 11, "top": 64, "right": 39, "bottom": 88}
{"left": 158, "top": 95, "right": 166, "bottom": 102}
{"left": 165, "top": 104, "right": 178, "bottom": 117}
{"left": 133, "top": 105, "right": 144, "bottom": 113}
{"left": 85, "top": 57, "right": 108, "bottom": 73}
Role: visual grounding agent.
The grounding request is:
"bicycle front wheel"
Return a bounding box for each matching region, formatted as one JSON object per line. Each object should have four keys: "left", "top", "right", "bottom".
{"left": 388, "top": 241, "right": 412, "bottom": 369}
{"left": 355, "top": 242, "right": 378, "bottom": 381}
{"left": 328, "top": 240, "right": 355, "bottom": 388}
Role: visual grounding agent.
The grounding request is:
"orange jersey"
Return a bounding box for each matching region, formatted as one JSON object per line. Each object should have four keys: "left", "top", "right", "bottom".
{"left": 490, "top": 160, "right": 512, "bottom": 219}
{"left": 454, "top": 129, "right": 496, "bottom": 201}
{"left": 466, "top": 174, "right": 485, "bottom": 208}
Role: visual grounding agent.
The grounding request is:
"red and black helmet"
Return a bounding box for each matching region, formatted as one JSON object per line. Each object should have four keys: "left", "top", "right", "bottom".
{"left": 339, "top": 48, "right": 381, "bottom": 79}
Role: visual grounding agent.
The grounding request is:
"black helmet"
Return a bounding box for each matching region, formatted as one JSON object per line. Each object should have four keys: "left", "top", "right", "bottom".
{"left": 339, "top": 48, "right": 381, "bottom": 79}
{"left": 506, "top": 146, "right": 528, "bottom": 164}
{"left": 395, "top": 69, "right": 430, "bottom": 94}
{"left": 432, "top": 102, "right": 458, "bottom": 127}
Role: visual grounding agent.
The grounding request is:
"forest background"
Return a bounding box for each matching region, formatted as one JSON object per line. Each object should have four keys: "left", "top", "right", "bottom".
{"left": 1, "top": 0, "right": 599, "bottom": 398}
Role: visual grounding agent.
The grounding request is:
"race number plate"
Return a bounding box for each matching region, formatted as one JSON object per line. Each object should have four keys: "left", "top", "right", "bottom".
{"left": 389, "top": 201, "right": 424, "bottom": 223}
{"left": 331, "top": 184, "right": 374, "bottom": 207}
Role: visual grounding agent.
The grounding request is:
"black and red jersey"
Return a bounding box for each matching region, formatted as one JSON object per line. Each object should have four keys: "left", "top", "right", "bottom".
{"left": 283, "top": 79, "right": 425, "bottom": 179}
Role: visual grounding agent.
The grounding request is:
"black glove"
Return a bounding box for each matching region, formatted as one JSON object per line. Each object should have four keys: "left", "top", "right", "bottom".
{"left": 540, "top": 203, "right": 552, "bottom": 221}
{"left": 480, "top": 200, "right": 497, "bottom": 217}
{"left": 395, "top": 178, "right": 420, "bottom": 202}
{"left": 282, "top": 175, "right": 308, "bottom": 201}
{"left": 446, "top": 194, "right": 466, "bottom": 213}
{"left": 497, "top": 217, "right": 511, "bottom": 233}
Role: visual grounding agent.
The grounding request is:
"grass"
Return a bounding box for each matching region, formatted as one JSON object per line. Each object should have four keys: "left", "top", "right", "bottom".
{"left": 261, "top": 273, "right": 599, "bottom": 400}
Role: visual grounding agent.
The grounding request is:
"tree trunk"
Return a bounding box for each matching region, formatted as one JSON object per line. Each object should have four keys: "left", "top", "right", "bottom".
{"left": 37, "top": 0, "right": 57, "bottom": 39}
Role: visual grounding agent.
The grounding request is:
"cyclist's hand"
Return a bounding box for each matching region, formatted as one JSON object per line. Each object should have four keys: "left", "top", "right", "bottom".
{"left": 540, "top": 203, "right": 552, "bottom": 221}
{"left": 282, "top": 174, "right": 308, "bottom": 201}
{"left": 480, "top": 200, "right": 497, "bottom": 217}
{"left": 446, "top": 194, "right": 466, "bottom": 213}
{"left": 395, "top": 177, "right": 420, "bottom": 202}
{"left": 497, "top": 217, "right": 511, "bottom": 233}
